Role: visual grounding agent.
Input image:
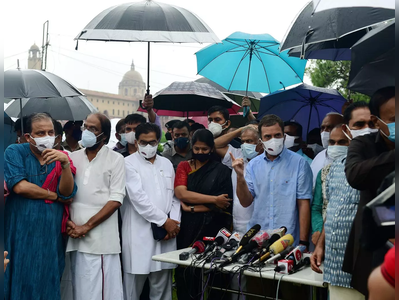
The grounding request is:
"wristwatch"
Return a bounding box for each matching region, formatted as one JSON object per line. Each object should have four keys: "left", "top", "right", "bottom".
{"left": 299, "top": 240, "right": 310, "bottom": 248}
{"left": 61, "top": 162, "right": 70, "bottom": 169}
{"left": 190, "top": 206, "right": 195, "bottom": 213}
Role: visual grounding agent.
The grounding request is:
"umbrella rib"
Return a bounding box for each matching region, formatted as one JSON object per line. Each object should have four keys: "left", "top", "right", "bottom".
{"left": 197, "top": 45, "right": 241, "bottom": 74}
{"left": 253, "top": 49, "right": 271, "bottom": 92}
{"left": 313, "top": 105, "right": 322, "bottom": 127}
{"left": 227, "top": 48, "right": 251, "bottom": 91}
{"left": 290, "top": 103, "right": 310, "bottom": 119}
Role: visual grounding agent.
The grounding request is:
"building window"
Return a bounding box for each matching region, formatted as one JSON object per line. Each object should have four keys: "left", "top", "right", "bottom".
{"left": 125, "top": 88, "right": 128, "bottom": 96}
{"left": 123, "top": 103, "right": 125, "bottom": 106}
{"left": 128, "top": 103, "right": 130, "bottom": 107}
{"left": 118, "top": 110, "right": 120, "bottom": 116}
{"left": 97, "top": 99, "right": 99, "bottom": 103}
{"left": 134, "top": 88, "right": 137, "bottom": 95}
{"left": 113, "top": 101, "right": 115, "bottom": 105}
{"left": 123, "top": 110, "right": 125, "bottom": 117}
{"left": 108, "top": 101, "right": 110, "bottom": 104}
{"left": 102, "top": 99, "right": 104, "bottom": 103}
{"left": 113, "top": 109, "right": 115, "bottom": 115}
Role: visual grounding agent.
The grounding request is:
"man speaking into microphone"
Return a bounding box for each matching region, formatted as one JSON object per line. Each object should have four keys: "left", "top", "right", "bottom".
{"left": 231, "top": 115, "right": 313, "bottom": 299}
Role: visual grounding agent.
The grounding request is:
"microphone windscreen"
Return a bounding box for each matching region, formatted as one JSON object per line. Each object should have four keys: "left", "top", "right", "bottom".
{"left": 261, "top": 234, "right": 280, "bottom": 249}
{"left": 214, "top": 236, "right": 226, "bottom": 246}
{"left": 252, "top": 231, "right": 270, "bottom": 246}
{"left": 269, "top": 234, "right": 294, "bottom": 255}
{"left": 193, "top": 241, "right": 206, "bottom": 253}
{"left": 240, "top": 224, "right": 261, "bottom": 246}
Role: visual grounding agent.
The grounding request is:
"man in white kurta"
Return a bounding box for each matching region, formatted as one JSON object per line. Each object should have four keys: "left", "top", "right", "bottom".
{"left": 122, "top": 123, "right": 181, "bottom": 300}
{"left": 66, "top": 113, "right": 126, "bottom": 300}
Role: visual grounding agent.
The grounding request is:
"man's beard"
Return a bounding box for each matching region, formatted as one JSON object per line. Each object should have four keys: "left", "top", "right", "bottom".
{"left": 87, "top": 141, "right": 102, "bottom": 151}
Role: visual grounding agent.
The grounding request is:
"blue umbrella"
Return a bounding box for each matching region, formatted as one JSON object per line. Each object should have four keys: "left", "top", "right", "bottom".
{"left": 257, "top": 83, "right": 347, "bottom": 140}
{"left": 195, "top": 32, "right": 307, "bottom": 95}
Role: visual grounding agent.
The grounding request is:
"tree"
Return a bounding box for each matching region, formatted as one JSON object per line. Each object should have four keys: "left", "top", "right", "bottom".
{"left": 306, "top": 60, "right": 370, "bottom": 102}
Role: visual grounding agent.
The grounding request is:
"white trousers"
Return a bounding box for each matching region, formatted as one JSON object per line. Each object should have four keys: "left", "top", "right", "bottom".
{"left": 123, "top": 270, "right": 172, "bottom": 300}
{"left": 61, "top": 252, "right": 74, "bottom": 300}
{"left": 70, "top": 251, "right": 123, "bottom": 300}
{"left": 329, "top": 285, "right": 365, "bottom": 300}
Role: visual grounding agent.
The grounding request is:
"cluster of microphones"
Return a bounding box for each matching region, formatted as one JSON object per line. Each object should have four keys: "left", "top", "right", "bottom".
{"left": 179, "top": 224, "right": 310, "bottom": 275}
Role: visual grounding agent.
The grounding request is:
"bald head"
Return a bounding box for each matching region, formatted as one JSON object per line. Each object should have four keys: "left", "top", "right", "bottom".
{"left": 321, "top": 113, "right": 344, "bottom": 133}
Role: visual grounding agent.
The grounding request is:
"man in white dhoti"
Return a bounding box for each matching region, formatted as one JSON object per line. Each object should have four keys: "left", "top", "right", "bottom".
{"left": 66, "top": 113, "right": 126, "bottom": 300}
{"left": 122, "top": 122, "right": 181, "bottom": 300}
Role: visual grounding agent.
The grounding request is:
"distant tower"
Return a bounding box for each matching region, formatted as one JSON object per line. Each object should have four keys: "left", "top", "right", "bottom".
{"left": 28, "top": 43, "right": 42, "bottom": 70}
{"left": 119, "top": 60, "right": 146, "bottom": 99}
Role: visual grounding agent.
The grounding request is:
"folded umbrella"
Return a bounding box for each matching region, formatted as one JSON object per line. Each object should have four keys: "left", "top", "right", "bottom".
{"left": 348, "top": 21, "right": 395, "bottom": 96}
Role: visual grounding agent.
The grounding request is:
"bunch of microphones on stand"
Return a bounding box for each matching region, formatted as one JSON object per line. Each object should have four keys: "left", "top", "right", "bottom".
{"left": 179, "top": 224, "right": 311, "bottom": 295}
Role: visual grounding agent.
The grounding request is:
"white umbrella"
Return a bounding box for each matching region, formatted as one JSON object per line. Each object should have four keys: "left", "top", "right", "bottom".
{"left": 313, "top": 0, "right": 395, "bottom": 13}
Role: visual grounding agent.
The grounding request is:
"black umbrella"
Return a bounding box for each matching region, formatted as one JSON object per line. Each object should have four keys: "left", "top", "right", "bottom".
{"left": 5, "top": 69, "right": 84, "bottom": 133}
{"left": 348, "top": 21, "right": 395, "bottom": 96}
{"left": 287, "top": 29, "right": 368, "bottom": 61}
{"left": 5, "top": 96, "right": 98, "bottom": 121}
{"left": 138, "top": 81, "right": 241, "bottom": 117}
{"left": 75, "top": 0, "right": 220, "bottom": 95}
{"left": 280, "top": 1, "right": 394, "bottom": 55}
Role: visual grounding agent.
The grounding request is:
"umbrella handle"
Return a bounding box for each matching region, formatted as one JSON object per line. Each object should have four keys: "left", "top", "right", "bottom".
{"left": 139, "top": 100, "right": 146, "bottom": 110}
{"left": 243, "top": 106, "right": 250, "bottom": 118}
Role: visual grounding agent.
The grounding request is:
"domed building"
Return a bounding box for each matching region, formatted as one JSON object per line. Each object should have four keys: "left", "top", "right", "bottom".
{"left": 118, "top": 60, "right": 146, "bottom": 97}
{"left": 28, "top": 43, "right": 42, "bottom": 70}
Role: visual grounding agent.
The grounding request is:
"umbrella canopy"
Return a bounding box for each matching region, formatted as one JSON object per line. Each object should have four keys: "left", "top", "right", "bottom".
{"left": 257, "top": 83, "right": 347, "bottom": 140}
{"left": 138, "top": 81, "right": 241, "bottom": 117}
{"left": 194, "top": 77, "right": 262, "bottom": 112}
{"left": 313, "top": 0, "right": 395, "bottom": 13}
{"left": 348, "top": 21, "right": 395, "bottom": 96}
{"left": 75, "top": 0, "right": 220, "bottom": 95}
{"left": 5, "top": 69, "right": 83, "bottom": 99}
{"left": 5, "top": 96, "right": 98, "bottom": 121}
{"left": 287, "top": 29, "right": 368, "bottom": 61}
{"left": 280, "top": 2, "right": 394, "bottom": 53}
{"left": 196, "top": 32, "right": 307, "bottom": 94}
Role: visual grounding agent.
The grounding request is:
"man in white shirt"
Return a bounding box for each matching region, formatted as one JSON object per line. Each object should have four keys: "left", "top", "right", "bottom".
{"left": 66, "top": 113, "right": 126, "bottom": 300}
{"left": 310, "top": 112, "right": 344, "bottom": 187}
{"left": 123, "top": 123, "right": 181, "bottom": 300}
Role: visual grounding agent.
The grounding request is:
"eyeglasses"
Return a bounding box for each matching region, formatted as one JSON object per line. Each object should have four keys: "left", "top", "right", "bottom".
{"left": 80, "top": 125, "right": 98, "bottom": 133}
{"left": 138, "top": 140, "right": 158, "bottom": 147}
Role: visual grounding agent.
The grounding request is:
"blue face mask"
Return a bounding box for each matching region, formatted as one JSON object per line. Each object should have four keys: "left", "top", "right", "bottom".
{"left": 174, "top": 137, "right": 190, "bottom": 150}
{"left": 327, "top": 145, "right": 348, "bottom": 161}
{"left": 81, "top": 130, "right": 103, "bottom": 148}
{"left": 119, "top": 133, "right": 128, "bottom": 147}
{"left": 378, "top": 118, "right": 395, "bottom": 142}
{"left": 241, "top": 143, "right": 258, "bottom": 160}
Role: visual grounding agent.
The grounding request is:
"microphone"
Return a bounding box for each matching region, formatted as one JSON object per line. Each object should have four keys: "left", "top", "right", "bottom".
{"left": 275, "top": 245, "right": 306, "bottom": 273}
{"left": 215, "top": 232, "right": 241, "bottom": 257}
{"left": 201, "top": 228, "right": 231, "bottom": 256}
{"left": 290, "top": 257, "right": 310, "bottom": 274}
{"left": 179, "top": 241, "right": 206, "bottom": 261}
{"left": 251, "top": 227, "right": 288, "bottom": 263}
{"left": 234, "top": 224, "right": 261, "bottom": 255}
{"left": 259, "top": 234, "right": 294, "bottom": 264}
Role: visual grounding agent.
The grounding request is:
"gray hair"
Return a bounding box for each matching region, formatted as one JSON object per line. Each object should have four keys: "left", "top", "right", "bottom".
{"left": 326, "top": 112, "right": 343, "bottom": 117}
{"left": 241, "top": 126, "right": 259, "bottom": 139}
{"left": 25, "top": 112, "right": 54, "bottom": 134}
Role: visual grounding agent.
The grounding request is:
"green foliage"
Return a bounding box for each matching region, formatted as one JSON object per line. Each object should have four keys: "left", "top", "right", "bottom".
{"left": 306, "top": 60, "right": 370, "bottom": 102}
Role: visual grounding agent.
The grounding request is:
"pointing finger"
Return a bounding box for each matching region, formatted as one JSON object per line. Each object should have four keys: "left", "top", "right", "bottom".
{"left": 229, "top": 152, "right": 236, "bottom": 161}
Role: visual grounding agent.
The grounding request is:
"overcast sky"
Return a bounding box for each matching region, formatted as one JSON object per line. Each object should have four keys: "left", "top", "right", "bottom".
{"left": 4, "top": 0, "right": 311, "bottom": 95}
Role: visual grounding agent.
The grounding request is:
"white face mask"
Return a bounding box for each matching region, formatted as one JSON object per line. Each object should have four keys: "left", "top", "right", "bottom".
{"left": 327, "top": 145, "right": 348, "bottom": 160}
{"left": 320, "top": 131, "right": 330, "bottom": 149}
{"left": 307, "top": 143, "right": 324, "bottom": 155}
{"left": 29, "top": 135, "right": 56, "bottom": 153}
{"left": 125, "top": 131, "right": 136, "bottom": 145}
{"left": 208, "top": 121, "right": 227, "bottom": 138}
{"left": 284, "top": 134, "right": 299, "bottom": 149}
{"left": 138, "top": 144, "right": 158, "bottom": 159}
{"left": 346, "top": 125, "right": 378, "bottom": 139}
{"left": 261, "top": 137, "right": 284, "bottom": 156}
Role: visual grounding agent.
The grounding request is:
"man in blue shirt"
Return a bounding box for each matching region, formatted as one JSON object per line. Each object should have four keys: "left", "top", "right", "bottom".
{"left": 231, "top": 114, "right": 312, "bottom": 249}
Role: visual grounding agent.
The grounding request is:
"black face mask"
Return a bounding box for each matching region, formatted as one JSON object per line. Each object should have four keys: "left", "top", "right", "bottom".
{"left": 192, "top": 152, "right": 211, "bottom": 162}
{"left": 72, "top": 128, "right": 83, "bottom": 141}
{"left": 165, "top": 132, "right": 172, "bottom": 141}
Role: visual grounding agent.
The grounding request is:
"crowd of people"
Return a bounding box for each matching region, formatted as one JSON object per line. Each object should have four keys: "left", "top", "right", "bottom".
{"left": 3, "top": 88, "right": 395, "bottom": 300}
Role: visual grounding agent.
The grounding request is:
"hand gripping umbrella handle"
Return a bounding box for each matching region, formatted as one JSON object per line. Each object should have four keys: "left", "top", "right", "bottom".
{"left": 243, "top": 106, "right": 250, "bottom": 118}
{"left": 139, "top": 100, "right": 146, "bottom": 110}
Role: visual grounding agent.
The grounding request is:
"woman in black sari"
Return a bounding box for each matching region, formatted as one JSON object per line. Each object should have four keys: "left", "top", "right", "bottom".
{"left": 174, "top": 129, "right": 233, "bottom": 300}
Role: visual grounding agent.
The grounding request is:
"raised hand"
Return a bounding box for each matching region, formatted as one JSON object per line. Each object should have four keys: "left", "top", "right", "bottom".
{"left": 230, "top": 152, "right": 245, "bottom": 177}
{"left": 143, "top": 94, "right": 154, "bottom": 111}
{"left": 42, "top": 149, "right": 69, "bottom": 165}
{"left": 242, "top": 96, "right": 251, "bottom": 107}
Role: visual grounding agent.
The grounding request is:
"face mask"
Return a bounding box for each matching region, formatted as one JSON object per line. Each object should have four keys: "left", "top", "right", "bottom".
{"left": 125, "top": 131, "right": 136, "bottom": 145}
{"left": 346, "top": 125, "right": 378, "bottom": 139}
{"left": 29, "top": 135, "right": 56, "bottom": 153}
{"left": 208, "top": 121, "right": 227, "bottom": 138}
{"left": 284, "top": 134, "right": 299, "bottom": 149}
{"left": 72, "top": 128, "right": 82, "bottom": 141}
{"left": 327, "top": 145, "right": 348, "bottom": 160}
{"left": 174, "top": 137, "right": 190, "bottom": 150}
{"left": 81, "top": 130, "right": 103, "bottom": 148}
{"left": 138, "top": 144, "right": 158, "bottom": 159}
{"left": 377, "top": 118, "right": 395, "bottom": 142}
{"left": 262, "top": 138, "right": 284, "bottom": 156}
{"left": 119, "top": 133, "right": 128, "bottom": 147}
{"left": 320, "top": 131, "right": 330, "bottom": 149}
{"left": 192, "top": 152, "right": 212, "bottom": 162}
{"left": 241, "top": 143, "right": 258, "bottom": 160}
{"left": 307, "top": 143, "right": 324, "bottom": 155}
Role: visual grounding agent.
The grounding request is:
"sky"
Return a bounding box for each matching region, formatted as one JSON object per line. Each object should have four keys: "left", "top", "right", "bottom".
{"left": 4, "top": 0, "right": 311, "bottom": 96}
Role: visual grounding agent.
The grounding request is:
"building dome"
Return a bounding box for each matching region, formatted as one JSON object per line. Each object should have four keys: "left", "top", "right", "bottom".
{"left": 30, "top": 43, "right": 40, "bottom": 51}
{"left": 122, "top": 61, "right": 143, "bottom": 83}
